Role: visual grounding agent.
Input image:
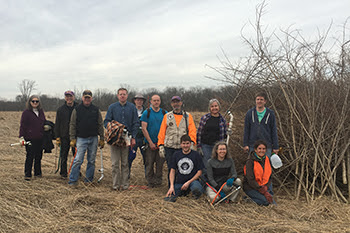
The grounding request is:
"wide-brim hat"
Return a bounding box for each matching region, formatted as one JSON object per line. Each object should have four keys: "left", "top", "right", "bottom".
{"left": 133, "top": 94, "right": 146, "bottom": 100}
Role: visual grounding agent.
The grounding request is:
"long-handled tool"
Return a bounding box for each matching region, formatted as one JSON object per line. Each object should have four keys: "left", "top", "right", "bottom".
{"left": 54, "top": 146, "right": 61, "bottom": 174}
{"left": 68, "top": 147, "right": 77, "bottom": 176}
{"left": 211, "top": 182, "right": 227, "bottom": 205}
{"left": 10, "top": 140, "right": 31, "bottom": 147}
{"left": 226, "top": 111, "right": 234, "bottom": 145}
{"left": 97, "top": 148, "right": 104, "bottom": 183}
{"left": 213, "top": 186, "right": 241, "bottom": 206}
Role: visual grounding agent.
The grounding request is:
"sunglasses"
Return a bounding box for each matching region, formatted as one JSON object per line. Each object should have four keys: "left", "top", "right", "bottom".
{"left": 31, "top": 100, "right": 39, "bottom": 103}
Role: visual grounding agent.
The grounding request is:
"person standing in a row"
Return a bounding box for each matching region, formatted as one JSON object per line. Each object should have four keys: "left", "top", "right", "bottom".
{"left": 141, "top": 94, "right": 167, "bottom": 187}
{"left": 19, "top": 95, "right": 46, "bottom": 181}
{"left": 55, "top": 90, "right": 77, "bottom": 179}
{"left": 157, "top": 96, "right": 197, "bottom": 185}
{"left": 197, "top": 99, "right": 227, "bottom": 174}
{"left": 104, "top": 88, "right": 139, "bottom": 191}
{"left": 128, "top": 94, "right": 146, "bottom": 178}
{"left": 243, "top": 92, "right": 279, "bottom": 157}
{"left": 68, "top": 90, "right": 104, "bottom": 186}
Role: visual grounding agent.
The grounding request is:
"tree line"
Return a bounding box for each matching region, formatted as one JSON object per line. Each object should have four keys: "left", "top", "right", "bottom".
{"left": 0, "top": 83, "right": 244, "bottom": 112}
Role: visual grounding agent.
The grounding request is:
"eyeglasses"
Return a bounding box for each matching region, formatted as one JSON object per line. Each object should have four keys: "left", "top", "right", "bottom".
{"left": 31, "top": 100, "right": 39, "bottom": 103}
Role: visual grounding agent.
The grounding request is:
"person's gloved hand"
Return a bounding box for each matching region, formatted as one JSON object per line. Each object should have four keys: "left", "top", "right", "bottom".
{"left": 44, "top": 125, "right": 51, "bottom": 131}
{"left": 70, "top": 139, "right": 76, "bottom": 147}
{"left": 258, "top": 185, "right": 268, "bottom": 194}
{"left": 226, "top": 178, "right": 235, "bottom": 187}
{"left": 227, "top": 128, "right": 233, "bottom": 135}
{"left": 98, "top": 139, "right": 105, "bottom": 149}
{"left": 19, "top": 137, "right": 25, "bottom": 146}
{"left": 159, "top": 145, "right": 165, "bottom": 158}
{"left": 56, "top": 138, "right": 61, "bottom": 146}
{"left": 219, "top": 191, "right": 226, "bottom": 199}
{"left": 264, "top": 192, "right": 273, "bottom": 204}
{"left": 190, "top": 142, "right": 194, "bottom": 150}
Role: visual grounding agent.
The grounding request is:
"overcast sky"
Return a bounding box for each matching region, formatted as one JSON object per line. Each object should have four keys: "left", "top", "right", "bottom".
{"left": 0, "top": 0, "right": 349, "bottom": 100}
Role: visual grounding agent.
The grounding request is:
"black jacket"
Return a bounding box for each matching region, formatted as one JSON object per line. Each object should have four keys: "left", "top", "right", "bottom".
{"left": 43, "top": 120, "right": 55, "bottom": 153}
{"left": 76, "top": 103, "right": 100, "bottom": 138}
{"left": 55, "top": 102, "right": 77, "bottom": 139}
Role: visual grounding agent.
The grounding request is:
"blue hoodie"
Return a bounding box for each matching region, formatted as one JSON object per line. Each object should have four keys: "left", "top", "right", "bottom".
{"left": 243, "top": 107, "right": 279, "bottom": 150}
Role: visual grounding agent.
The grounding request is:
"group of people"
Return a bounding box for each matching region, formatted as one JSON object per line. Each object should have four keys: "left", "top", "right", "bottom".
{"left": 19, "top": 89, "right": 279, "bottom": 206}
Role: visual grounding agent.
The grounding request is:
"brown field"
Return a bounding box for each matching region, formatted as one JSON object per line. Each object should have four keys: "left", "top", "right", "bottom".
{"left": 0, "top": 111, "right": 349, "bottom": 233}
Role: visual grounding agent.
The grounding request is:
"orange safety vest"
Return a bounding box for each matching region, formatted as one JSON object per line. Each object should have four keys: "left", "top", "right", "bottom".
{"left": 244, "top": 157, "right": 272, "bottom": 186}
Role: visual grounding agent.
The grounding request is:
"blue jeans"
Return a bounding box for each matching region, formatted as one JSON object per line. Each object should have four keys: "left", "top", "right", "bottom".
{"left": 245, "top": 184, "right": 275, "bottom": 206}
{"left": 201, "top": 144, "right": 214, "bottom": 175}
{"left": 174, "top": 180, "right": 203, "bottom": 197}
{"left": 69, "top": 136, "right": 98, "bottom": 184}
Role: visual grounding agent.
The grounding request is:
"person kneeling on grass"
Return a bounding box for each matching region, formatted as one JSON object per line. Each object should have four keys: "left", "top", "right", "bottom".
{"left": 164, "top": 134, "right": 204, "bottom": 202}
{"left": 206, "top": 141, "right": 242, "bottom": 203}
{"left": 243, "top": 140, "right": 276, "bottom": 206}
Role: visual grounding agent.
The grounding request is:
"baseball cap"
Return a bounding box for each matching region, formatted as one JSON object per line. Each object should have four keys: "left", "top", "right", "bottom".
{"left": 64, "top": 90, "right": 75, "bottom": 96}
{"left": 82, "top": 90, "right": 92, "bottom": 97}
{"left": 171, "top": 96, "right": 181, "bottom": 101}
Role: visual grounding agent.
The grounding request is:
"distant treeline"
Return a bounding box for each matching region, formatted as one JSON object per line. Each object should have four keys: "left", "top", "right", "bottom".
{"left": 0, "top": 85, "right": 248, "bottom": 112}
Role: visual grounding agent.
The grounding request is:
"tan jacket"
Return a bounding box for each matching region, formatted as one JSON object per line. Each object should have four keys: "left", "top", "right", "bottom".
{"left": 158, "top": 111, "right": 196, "bottom": 149}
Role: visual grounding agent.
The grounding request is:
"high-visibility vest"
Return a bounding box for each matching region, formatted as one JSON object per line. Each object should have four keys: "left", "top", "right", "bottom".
{"left": 244, "top": 157, "right": 272, "bottom": 186}
{"left": 163, "top": 112, "right": 188, "bottom": 149}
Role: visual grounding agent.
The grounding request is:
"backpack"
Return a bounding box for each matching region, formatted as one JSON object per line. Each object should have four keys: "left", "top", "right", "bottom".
{"left": 146, "top": 108, "right": 166, "bottom": 118}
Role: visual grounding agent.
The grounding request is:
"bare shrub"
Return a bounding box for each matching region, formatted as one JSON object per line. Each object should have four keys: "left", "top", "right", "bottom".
{"left": 209, "top": 3, "right": 350, "bottom": 202}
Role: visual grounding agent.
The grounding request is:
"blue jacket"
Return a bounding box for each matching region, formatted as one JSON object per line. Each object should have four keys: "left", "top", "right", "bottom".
{"left": 104, "top": 102, "right": 140, "bottom": 138}
{"left": 243, "top": 107, "right": 279, "bottom": 150}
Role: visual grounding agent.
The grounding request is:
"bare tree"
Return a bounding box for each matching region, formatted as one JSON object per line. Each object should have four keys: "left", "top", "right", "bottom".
{"left": 18, "top": 79, "right": 36, "bottom": 103}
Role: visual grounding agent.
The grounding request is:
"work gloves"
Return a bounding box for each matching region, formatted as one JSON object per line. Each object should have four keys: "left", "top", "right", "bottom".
{"left": 264, "top": 192, "right": 273, "bottom": 204}
{"left": 70, "top": 139, "right": 76, "bottom": 147}
{"left": 56, "top": 138, "right": 61, "bottom": 146}
{"left": 159, "top": 145, "right": 165, "bottom": 158}
{"left": 258, "top": 185, "right": 273, "bottom": 204}
{"left": 98, "top": 139, "right": 105, "bottom": 149}
{"left": 219, "top": 191, "right": 226, "bottom": 199}
{"left": 19, "top": 137, "right": 25, "bottom": 146}
{"left": 44, "top": 125, "right": 51, "bottom": 131}
{"left": 258, "top": 185, "right": 268, "bottom": 194}
{"left": 226, "top": 178, "right": 235, "bottom": 187}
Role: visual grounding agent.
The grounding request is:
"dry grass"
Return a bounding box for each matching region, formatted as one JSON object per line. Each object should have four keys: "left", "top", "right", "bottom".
{"left": 0, "top": 111, "right": 349, "bottom": 233}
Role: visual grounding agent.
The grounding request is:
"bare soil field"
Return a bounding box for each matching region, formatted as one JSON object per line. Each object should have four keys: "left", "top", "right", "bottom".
{"left": 0, "top": 111, "right": 349, "bottom": 233}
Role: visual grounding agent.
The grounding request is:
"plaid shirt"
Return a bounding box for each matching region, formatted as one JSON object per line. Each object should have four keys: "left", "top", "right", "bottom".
{"left": 196, "top": 113, "right": 227, "bottom": 147}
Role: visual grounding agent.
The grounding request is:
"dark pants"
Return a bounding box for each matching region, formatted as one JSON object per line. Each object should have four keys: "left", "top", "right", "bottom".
{"left": 144, "top": 146, "right": 165, "bottom": 186}
{"left": 25, "top": 138, "right": 43, "bottom": 177}
{"left": 128, "top": 136, "right": 145, "bottom": 177}
{"left": 164, "top": 147, "right": 181, "bottom": 187}
{"left": 128, "top": 137, "right": 146, "bottom": 178}
{"left": 60, "top": 137, "right": 74, "bottom": 177}
{"left": 245, "top": 184, "right": 275, "bottom": 206}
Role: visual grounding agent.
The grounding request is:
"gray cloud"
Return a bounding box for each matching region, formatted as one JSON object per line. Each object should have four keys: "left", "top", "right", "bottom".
{"left": 0, "top": 0, "right": 349, "bottom": 99}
